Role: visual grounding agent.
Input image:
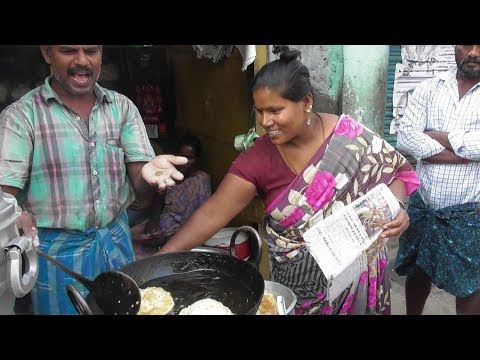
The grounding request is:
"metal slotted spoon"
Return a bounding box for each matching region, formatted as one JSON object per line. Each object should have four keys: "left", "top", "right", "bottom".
{"left": 37, "top": 250, "right": 141, "bottom": 315}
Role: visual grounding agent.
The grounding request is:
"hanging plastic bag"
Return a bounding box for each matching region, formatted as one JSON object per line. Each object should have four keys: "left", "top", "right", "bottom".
{"left": 234, "top": 127, "right": 259, "bottom": 152}
{"left": 234, "top": 108, "right": 259, "bottom": 152}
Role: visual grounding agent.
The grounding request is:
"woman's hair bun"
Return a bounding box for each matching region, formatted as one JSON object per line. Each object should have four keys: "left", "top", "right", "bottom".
{"left": 272, "top": 45, "right": 290, "bottom": 55}
{"left": 272, "top": 45, "right": 301, "bottom": 62}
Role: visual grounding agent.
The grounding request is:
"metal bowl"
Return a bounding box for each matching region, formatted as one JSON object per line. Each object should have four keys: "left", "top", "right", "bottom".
{"left": 264, "top": 280, "right": 297, "bottom": 315}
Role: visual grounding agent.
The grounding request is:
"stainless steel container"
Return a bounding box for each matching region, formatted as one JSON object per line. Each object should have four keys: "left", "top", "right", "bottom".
{"left": 0, "top": 187, "right": 38, "bottom": 315}
{"left": 264, "top": 280, "right": 297, "bottom": 315}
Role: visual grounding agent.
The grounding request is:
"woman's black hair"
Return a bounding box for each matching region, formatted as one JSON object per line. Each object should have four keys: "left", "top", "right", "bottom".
{"left": 251, "top": 45, "right": 312, "bottom": 102}
{"left": 176, "top": 134, "right": 203, "bottom": 158}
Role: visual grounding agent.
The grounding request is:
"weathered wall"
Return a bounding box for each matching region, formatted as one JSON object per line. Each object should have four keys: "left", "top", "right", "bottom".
{"left": 169, "top": 46, "right": 253, "bottom": 192}
{"left": 342, "top": 45, "right": 389, "bottom": 135}
{"left": 325, "top": 45, "right": 344, "bottom": 113}
{"left": 267, "top": 45, "right": 389, "bottom": 135}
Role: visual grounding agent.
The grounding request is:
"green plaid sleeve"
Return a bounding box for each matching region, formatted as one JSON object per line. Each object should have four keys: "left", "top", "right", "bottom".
{"left": 0, "top": 105, "right": 34, "bottom": 189}
{"left": 120, "top": 97, "right": 155, "bottom": 162}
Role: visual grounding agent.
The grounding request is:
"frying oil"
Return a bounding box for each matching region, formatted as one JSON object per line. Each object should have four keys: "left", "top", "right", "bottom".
{"left": 141, "top": 269, "right": 254, "bottom": 315}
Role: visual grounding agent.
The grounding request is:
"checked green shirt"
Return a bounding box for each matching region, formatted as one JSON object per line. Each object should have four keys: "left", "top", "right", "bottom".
{"left": 0, "top": 76, "right": 155, "bottom": 231}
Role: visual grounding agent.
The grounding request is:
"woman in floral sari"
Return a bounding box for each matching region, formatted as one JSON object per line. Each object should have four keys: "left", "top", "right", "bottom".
{"left": 159, "top": 46, "right": 420, "bottom": 315}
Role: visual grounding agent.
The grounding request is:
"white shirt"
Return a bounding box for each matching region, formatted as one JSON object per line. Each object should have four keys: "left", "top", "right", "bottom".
{"left": 396, "top": 68, "right": 480, "bottom": 209}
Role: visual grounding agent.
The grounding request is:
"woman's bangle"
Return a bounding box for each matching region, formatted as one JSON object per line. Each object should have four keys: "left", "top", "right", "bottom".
{"left": 397, "top": 199, "right": 405, "bottom": 210}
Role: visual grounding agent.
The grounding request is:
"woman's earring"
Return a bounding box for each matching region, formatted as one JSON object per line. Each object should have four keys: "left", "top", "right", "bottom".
{"left": 306, "top": 105, "right": 312, "bottom": 125}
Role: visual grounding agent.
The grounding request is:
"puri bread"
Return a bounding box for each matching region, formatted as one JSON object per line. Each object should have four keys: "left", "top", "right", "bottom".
{"left": 138, "top": 287, "right": 174, "bottom": 315}
{"left": 256, "top": 291, "right": 278, "bottom": 315}
{"left": 179, "top": 298, "right": 233, "bottom": 315}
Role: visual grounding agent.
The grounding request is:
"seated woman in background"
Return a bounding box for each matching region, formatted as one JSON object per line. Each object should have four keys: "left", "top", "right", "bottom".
{"left": 131, "top": 134, "right": 212, "bottom": 259}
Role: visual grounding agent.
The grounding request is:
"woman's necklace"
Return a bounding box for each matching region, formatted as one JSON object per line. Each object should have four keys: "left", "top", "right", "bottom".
{"left": 279, "top": 113, "right": 326, "bottom": 175}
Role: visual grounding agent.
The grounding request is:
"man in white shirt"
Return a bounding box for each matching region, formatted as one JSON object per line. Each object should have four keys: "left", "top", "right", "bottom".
{"left": 394, "top": 45, "right": 480, "bottom": 315}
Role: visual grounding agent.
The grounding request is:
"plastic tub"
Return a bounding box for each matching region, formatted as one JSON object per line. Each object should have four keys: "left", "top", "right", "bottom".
{"left": 204, "top": 227, "right": 250, "bottom": 260}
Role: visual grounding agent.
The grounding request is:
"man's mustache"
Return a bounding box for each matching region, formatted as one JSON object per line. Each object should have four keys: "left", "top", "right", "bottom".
{"left": 67, "top": 66, "right": 94, "bottom": 76}
{"left": 461, "top": 57, "right": 480, "bottom": 66}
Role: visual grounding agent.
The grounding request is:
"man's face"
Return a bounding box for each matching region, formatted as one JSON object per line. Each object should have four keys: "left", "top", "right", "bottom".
{"left": 455, "top": 45, "right": 480, "bottom": 79}
{"left": 41, "top": 45, "right": 102, "bottom": 97}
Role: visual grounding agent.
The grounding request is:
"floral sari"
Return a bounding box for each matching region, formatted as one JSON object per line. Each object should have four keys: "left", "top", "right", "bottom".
{"left": 261, "top": 114, "right": 419, "bottom": 315}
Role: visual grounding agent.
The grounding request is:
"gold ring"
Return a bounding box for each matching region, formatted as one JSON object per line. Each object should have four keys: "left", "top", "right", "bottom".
{"left": 155, "top": 170, "right": 163, "bottom": 176}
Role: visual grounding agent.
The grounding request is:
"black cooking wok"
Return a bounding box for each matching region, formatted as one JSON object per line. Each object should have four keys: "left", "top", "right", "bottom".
{"left": 67, "top": 226, "right": 265, "bottom": 315}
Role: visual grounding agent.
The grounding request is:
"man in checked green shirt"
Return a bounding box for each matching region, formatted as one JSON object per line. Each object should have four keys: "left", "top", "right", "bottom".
{"left": 0, "top": 45, "right": 187, "bottom": 315}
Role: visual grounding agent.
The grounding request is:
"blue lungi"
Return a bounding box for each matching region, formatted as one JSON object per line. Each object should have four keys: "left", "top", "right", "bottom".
{"left": 30, "top": 211, "right": 135, "bottom": 315}
{"left": 395, "top": 191, "right": 480, "bottom": 298}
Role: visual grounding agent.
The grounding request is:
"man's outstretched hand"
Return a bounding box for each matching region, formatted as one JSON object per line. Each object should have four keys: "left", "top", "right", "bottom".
{"left": 141, "top": 154, "right": 188, "bottom": 193}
